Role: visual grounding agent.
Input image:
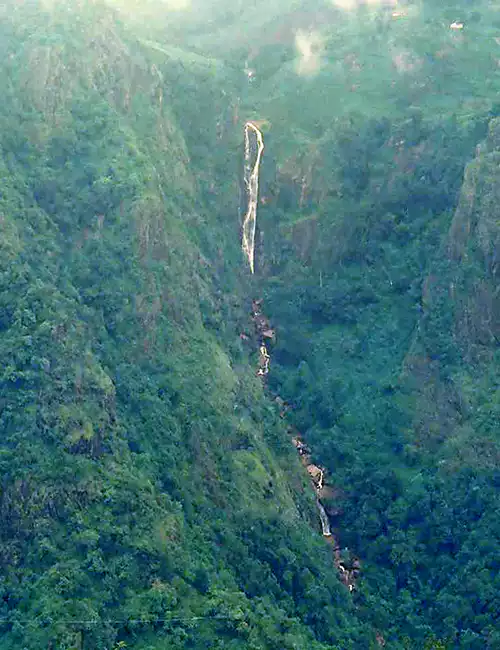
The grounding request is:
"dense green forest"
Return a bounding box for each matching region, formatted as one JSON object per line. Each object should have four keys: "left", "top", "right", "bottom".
{"left": 0, "top": 0, "right": 499, "bottom": 648}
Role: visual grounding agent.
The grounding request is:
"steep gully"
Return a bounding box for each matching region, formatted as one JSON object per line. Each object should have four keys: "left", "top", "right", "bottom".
{"left": 242, "top": 123, "right": 359, "bottom": 592}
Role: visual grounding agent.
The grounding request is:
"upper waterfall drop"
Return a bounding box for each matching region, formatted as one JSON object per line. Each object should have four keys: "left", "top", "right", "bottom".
{"left": 242, "top": 122, "right": 264, "bottom": 274}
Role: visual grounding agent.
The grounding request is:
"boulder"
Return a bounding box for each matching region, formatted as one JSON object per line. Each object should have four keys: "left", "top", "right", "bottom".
{"left": 306, "top": 464, "right": 323, "bottom": 485}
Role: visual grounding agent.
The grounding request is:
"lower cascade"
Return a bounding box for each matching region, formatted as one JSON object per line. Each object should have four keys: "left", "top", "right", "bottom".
{"left": 251, "top": 298, "right": 361, "bottom": 592}
{"left": 317, "top": 499, "right": 332, "bottom": 537}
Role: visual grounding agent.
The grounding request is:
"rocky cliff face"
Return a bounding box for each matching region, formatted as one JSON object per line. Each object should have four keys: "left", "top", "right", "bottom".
{"left": 448, "top": 118, "right": 500, "bottom": 358}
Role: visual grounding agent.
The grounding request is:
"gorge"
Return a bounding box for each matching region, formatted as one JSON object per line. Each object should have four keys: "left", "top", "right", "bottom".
{"left": 0, "top": 1, "right": 499, "bottom": 649}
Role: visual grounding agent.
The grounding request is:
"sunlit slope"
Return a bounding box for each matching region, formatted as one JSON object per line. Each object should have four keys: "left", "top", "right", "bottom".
{"left": 247, "top": 0, "right": 500, "bottom": 136}
{"left": 107, "top": 0, "right": 316, "bottom": 54}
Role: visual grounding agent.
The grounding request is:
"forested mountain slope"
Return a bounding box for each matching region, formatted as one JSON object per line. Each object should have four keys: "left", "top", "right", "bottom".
{"left": 261, "top": 113, "right": 500, "bottom": 647}
{"left": 242, "top": 1, "right": 500, "bottom": 647}
{"left": 1, "top": 0, "right": 499, "bottom": 649}
{"left": 0, "top": 2, "right": 373, "bottom": 649}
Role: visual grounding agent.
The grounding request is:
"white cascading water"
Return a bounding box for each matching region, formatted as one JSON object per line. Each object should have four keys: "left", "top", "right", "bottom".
{"left": 242, "top": 122, "right": 264, "bottom": 274}
{"left": 317, "top": 500, "right": 332, "bottom": 537}
{"left": 241, "top": 122, "right": 333, "bottom": 540}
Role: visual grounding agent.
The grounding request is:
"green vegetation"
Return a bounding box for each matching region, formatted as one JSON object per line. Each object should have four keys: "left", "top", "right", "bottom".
{"left": 0, "top": 1, "right": 371, "bottom": 648}
{"left": 243, "top": 1, "right": 500, "bottom": 647}
{"left": 1, "top": 0, "right": 499, "bottom": 648}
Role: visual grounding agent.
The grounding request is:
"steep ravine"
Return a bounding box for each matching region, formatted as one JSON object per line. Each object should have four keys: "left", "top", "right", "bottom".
{"left": 252, "top": 298, "right": 360, "bottom": 593}
{"left": 240, "top": 123, "right": 360, "bottom": 593}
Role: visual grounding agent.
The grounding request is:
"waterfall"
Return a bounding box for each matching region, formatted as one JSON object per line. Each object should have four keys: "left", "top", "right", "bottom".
{"left": 317, "top": 499, "right": 332, "bottom": 537}
{"left": 317, "top": 468, "right": 324, "bottom": 491}
{"left": 242, "top": 122, "right": 264, "bottom": 274}
{"left": 239, "top": 125, "right": 360, "bottom": 587}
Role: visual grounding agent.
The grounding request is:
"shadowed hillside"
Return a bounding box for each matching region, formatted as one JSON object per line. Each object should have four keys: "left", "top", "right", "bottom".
{"left": 0, "top": 2, "right": 374, "bottom": 648}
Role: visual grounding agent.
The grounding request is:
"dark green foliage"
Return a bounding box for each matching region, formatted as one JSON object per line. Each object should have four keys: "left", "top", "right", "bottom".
{"left": 2, "top": 0, "right": 500, "bottom": 648}
{"left": 0, "top": 1, "right": 375, "bottom": 648}
{"left": 250, "top": 5, "right": 500, "bottom": 646}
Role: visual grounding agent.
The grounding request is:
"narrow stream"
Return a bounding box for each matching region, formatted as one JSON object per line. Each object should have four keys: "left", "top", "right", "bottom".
{"left": 241, "top": 122, "right": 360, "bottom": 592}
